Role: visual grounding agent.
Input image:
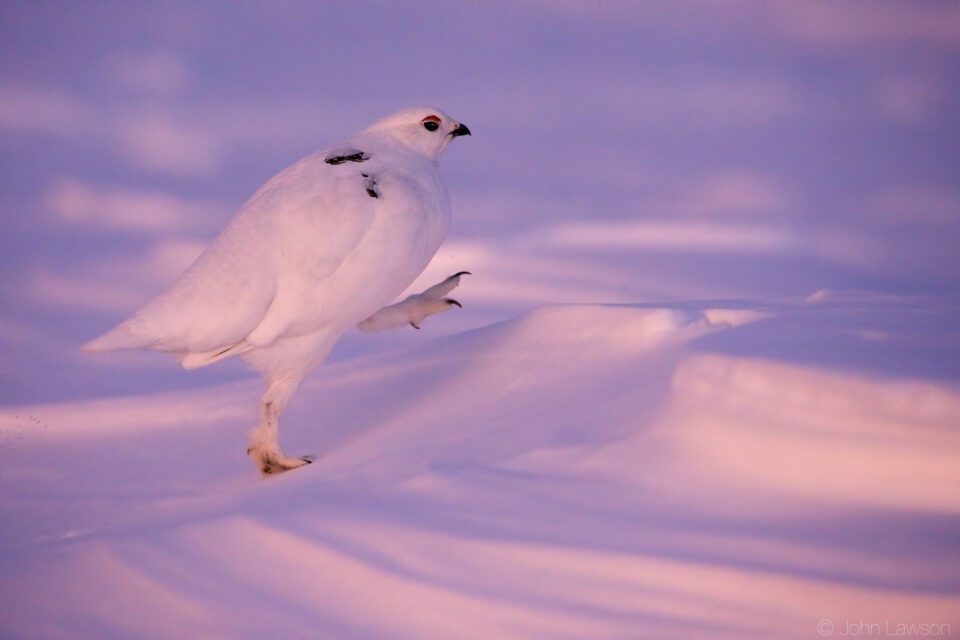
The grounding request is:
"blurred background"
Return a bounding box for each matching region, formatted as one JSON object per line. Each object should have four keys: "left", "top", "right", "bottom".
{"left": 1, "top": 1, "right": 958, "bottom": 403}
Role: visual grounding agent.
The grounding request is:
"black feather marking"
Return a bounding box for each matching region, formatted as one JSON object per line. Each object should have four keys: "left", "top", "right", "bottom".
{"left": 361, "top": 172, "right": 380, "bottom": 199}
{"left": 325, "top": 149, "right": 370, "bottom": 165}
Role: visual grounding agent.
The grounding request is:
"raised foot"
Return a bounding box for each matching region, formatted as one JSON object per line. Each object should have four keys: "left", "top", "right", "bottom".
{"left": 357, "top": 271, "right": 471, "bottom": 332}
{"left": 247, "top": 446, "right": 315, "bottom": 476}
{"left": 408, "top": 271, "right": 471, "bottom": 328}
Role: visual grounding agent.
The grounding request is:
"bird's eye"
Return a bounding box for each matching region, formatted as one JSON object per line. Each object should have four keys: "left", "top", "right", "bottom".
{"left": 422, "top": 115, "right": 441, "bottom": 132}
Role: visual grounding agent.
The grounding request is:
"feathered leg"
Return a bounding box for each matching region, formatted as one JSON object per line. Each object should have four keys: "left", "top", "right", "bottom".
{"left": 242, "top": 330, "right": 341, "bottom": 476}
{"left": 247, "top": 375, "right": 315, "bottom": 475}
{"left": 358, "top": 271, "right": 469, "bottom": 332}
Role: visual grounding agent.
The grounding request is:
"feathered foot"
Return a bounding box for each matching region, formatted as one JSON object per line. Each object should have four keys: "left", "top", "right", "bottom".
{"left": 247, "top": 444, "right": 315, "bottom": 476}
{"left": 358, "top": 271, "right": 470, "bottom": 332}
{"left": 245, "top": 383, "right": 315, "bottom": 476}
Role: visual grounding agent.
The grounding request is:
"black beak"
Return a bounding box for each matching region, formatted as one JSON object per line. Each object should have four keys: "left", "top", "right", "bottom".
{"left": 450, "top": 122, "right": 471, "bottom": 137}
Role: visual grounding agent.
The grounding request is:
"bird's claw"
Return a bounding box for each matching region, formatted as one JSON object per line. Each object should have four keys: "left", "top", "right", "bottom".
{"left": 357, "top": 270, "right": 470, "bottom": 332}
{"left": 248, "top": 445, "right": 315, "bottom": 476}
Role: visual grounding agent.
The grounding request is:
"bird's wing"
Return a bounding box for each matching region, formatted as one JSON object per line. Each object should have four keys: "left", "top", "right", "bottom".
{"left": 85, "top": 149, "right": 381, "bottom": 355}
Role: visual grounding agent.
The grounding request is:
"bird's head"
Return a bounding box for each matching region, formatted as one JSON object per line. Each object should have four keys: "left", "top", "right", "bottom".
{"left": 363, "top": 107, "right": 471, "bottom": 160}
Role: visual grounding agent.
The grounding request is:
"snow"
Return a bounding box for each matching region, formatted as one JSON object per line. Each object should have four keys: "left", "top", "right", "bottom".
{"left": 2, "top": 297, "right": 958, "bottom": 638}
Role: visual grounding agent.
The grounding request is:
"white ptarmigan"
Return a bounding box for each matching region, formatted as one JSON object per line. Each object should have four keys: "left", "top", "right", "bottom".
{"left": 84, "top": 107, "right": 471, "bottom": 474}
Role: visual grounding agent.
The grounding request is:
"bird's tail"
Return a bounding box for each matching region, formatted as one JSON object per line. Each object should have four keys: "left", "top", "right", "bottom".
{"left": 84, "top": 321, "right": 248, "bottom": 370}
{"left": 82, "top": 321, "right": 151, "bottom": 353}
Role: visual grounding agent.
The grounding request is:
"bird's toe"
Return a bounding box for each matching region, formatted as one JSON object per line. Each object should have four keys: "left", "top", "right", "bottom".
{"left": 249, "top": 445, "right": 314, "bottom": 476}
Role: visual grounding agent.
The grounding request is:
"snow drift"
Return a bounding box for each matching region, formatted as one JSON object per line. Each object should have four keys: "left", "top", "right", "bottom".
{"left": 0, "top": 301, "right": 958, "bottom": 639}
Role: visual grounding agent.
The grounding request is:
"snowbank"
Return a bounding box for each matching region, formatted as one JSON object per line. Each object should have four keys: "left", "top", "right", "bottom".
{"left": 1, "top": 301, "right": 957, "bottom": 638}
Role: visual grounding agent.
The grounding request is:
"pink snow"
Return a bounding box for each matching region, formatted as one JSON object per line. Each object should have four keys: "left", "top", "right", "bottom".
{"left": 1, "top": 300, "right": 957, "bottom": 638}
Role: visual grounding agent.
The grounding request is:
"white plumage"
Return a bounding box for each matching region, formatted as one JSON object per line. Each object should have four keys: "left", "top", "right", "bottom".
{"left": 85, "top": 106, "right": 471, "bottom": 474}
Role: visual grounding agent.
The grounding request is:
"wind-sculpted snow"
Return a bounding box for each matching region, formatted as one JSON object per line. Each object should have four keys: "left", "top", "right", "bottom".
{"left": 0, "top": 302, "right": 958, "bottom": 639}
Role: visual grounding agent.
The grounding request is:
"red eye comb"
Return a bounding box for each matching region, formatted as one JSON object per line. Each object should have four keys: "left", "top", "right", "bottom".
{"left": 422, "top": 115, "right": 441, "bottom": 123}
